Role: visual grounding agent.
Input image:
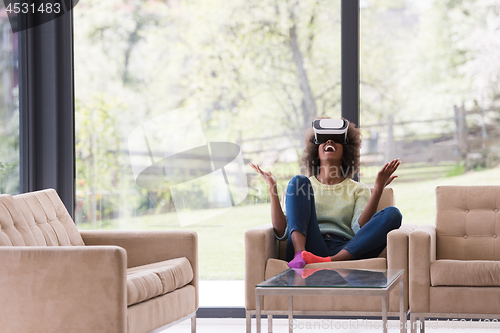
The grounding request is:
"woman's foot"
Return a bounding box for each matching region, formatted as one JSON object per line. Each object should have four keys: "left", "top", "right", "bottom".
{"left": 301, "top": 251, "right": 331, "bottom": 264}
{"left": 302, "top": 249, "right": 353, "bottom": 263}
{"left": 288, "top": 251, "right": 306, "bottom": 268}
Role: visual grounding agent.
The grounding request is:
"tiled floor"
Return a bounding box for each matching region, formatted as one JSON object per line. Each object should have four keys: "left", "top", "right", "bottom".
{"left": 164, "top": 281, "right": 498, "bottom": 332}
{"left": 160, "top": 318, "right": 498, "bottom": 333}
{"left": 167, "top": 281, "right": 497, "bottom": 332}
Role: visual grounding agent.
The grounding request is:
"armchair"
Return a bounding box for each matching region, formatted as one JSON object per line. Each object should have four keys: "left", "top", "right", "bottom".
{"left": 409, "top": 186, "right": 500, "bottom": 333}
{"left": 0, "top": 189, "right": 198, "bottom": 333}
{"left": 245, "top": 187, "right": 415, "bottom": 332}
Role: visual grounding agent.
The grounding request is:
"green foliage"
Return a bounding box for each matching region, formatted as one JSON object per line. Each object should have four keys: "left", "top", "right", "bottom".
{"left": 360, "top": 0, "right": 500, "bottom": 139}
{"left": 0, "top": 27, "right": 19, "bottom": 194}
{"left": 0, "top": 162, "right": 18, "bottom": 193}
{"left": 446, "top": 161, "right": 466, "bottom": 177}
{"left": 75, "top": 94, "right": 124, "bottom": 225}
{"left": 0, "top": 109, "right": 19, "bottom": 194}
{"left": 75, "top": 93, "right": 176, "bottom": 226}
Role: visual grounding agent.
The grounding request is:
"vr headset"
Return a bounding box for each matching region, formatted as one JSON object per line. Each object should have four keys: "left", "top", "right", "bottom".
{"left": 312, "top": 119, "right": 349, "bottom": 145}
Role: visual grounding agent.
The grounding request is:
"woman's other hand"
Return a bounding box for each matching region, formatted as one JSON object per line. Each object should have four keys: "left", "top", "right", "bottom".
{"left": 359, "top": 159, "right": 401, "bottom": 228}
{"left": 249, "top": 163, "right": 277, "bottom": 189}
{"left": 249, "top": 163, "right": 287, "bottom": 237}
{"left": 374, "top": 159, "right": 401, "bottom": 191}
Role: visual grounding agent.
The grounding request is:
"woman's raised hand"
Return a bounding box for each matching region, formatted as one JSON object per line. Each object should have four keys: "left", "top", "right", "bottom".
{"left": 249, "top": 163, "right": 287, "bottom": 236}
{"left": 248, "top": 163, "right": 277, "bottom": 189}
{"left": 374, "top": 158, "right": 401, "bottom": 191}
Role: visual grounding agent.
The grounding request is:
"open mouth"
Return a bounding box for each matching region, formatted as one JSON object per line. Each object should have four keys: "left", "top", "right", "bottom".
{"left": 324, "top": 144, "right": 336, "bottom": 152}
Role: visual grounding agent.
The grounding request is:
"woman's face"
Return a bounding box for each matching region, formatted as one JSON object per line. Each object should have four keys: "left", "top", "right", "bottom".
{"left": 318, "top": 139, "right": 344, "bottom": 163}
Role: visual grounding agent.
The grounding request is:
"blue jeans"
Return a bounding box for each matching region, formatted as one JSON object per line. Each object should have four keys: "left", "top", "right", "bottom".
{"left": 285, "top": 175, "right": 402, "bottom": 261}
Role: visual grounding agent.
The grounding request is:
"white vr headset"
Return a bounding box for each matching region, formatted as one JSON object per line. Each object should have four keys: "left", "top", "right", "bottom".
{"left": 312, "top": 119, "right": 349, "bottom": 145}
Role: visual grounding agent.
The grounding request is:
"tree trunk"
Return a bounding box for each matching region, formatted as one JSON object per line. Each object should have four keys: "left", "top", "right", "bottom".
{"left": 289, "top": 14, "right": 317, "bottom": 145}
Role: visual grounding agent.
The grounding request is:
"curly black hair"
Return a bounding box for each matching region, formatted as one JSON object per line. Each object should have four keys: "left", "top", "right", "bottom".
{"left": 300, "top": 118, "right": 362, "bottom": 179}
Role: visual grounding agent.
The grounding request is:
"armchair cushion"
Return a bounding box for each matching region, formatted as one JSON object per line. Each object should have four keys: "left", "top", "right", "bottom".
{"left": 127, "top": 285, "right": 196, "bottom": 333}
{"left": 0, "top": 194, "right": 31, "bottom": 246}
{"left": 0, "top": 190, "right": 85, "bottom": 246}
{"left": 127, "top": 257, "right": 194, "bottom": 306}
{"left": 435, "top": 186, "right": 500, "bottom": 260}
{"left": 429, "top": 287, "right": 500, "bottom": 314}
{"left": 430, "top": 259, "right": 500, "bottom": 286}
{"left": 14, "top": 189, "right": 85, "bottom": 246}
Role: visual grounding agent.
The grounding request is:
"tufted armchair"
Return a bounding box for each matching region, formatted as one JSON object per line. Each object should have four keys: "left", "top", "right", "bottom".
{"left": 0, "top": 189, "right": 198, "bottom": 333}
{"left": 409, "top": 186, "right": 500, "bottom": 332}
{"left": 245, "top": 187, "right": 416, "bottom": 332}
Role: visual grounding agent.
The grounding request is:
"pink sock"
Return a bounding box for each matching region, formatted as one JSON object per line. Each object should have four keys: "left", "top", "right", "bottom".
{"left": 301, "top": 251, "right": 331, "bottom": 264}
{"left": 288, "top": 251, "right": 306, "bottom": 268}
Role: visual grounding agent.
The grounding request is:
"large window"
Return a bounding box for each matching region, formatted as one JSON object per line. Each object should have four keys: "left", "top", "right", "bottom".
{"left": 0, "top": 6, "right": 20, "bottom": 194}
{"left": 74, "top": 0, "right": 341, "bottom": 306}
{"left": 360, "top": 0, "right": 500, "bottom": 224}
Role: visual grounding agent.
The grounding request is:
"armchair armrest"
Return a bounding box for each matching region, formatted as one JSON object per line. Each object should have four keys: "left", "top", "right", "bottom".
{"left": 409, "top": 225, "right": 436, "bottom": 313}
{"left": 387, "top": 224, "right": 416, "bottom": 311}
{"left": 0, "top": 246, "right": 127, "bottom": 333}
{"left": 80, "top": 230, "right": 198, "bottom": 309}
{"left": 244, "top": 224, "right": 279, "bottom": 310}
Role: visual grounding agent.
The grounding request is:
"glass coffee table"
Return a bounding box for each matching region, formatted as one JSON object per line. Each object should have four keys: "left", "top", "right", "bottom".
{"left": 255, "top": 268, "right": 405, "bottom": 333}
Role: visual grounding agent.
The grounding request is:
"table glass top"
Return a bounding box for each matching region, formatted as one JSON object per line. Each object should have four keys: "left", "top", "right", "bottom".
{"left": 256, "top": 268, "right": 403, "bottom": 289}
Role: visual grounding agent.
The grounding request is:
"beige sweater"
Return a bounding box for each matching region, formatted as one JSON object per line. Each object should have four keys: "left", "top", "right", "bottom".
{"left": 280, "top": 176, "right": 371, "bottom": 240}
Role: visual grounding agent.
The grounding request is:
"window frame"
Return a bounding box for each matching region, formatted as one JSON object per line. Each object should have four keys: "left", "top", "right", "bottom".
{"left": 19, "top": 2, "right": 75, "bottom": 216}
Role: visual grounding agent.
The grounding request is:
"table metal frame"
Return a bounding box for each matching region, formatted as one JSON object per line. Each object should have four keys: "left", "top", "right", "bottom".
{"left": 254, "top": 271, "right": 405, "bottom": 333}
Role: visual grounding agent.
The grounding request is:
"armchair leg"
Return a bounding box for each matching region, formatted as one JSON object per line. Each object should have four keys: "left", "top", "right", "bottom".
{"left": 420, "top": 318, "right": 425, "bottom": 333}
{"left": 246, "top": 310, "right": 251, "bottom": 333}
{"left": 410, "top": 313, "right": 417, "bottom": 333}
{"left": 191, "top": 315, "right": 196, "bottom": 333}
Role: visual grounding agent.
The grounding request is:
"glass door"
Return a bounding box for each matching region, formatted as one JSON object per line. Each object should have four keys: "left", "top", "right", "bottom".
{"left": 0, "top": 6, "right": 20, "bottom": 194}
{"left": 74, "top": 0, "right": 341, "bottom": 306}
{"left": 360, "top": 0, "right": 500, "bottom": 225}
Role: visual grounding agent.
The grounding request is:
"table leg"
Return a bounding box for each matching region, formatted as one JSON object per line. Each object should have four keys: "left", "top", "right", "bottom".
{"left": 256, "top": 292, "right": 261, "bottom": 333}
{"left": 268, "top": 314, "right": 273, "bottom": 333}
{"left": 400, "top": 279, "right": 406, "bottom": 333}
{"left": 288, "top": 296, "right": 293, "bottom": 333}
{"left": 382, "top": 295, "right": 388, "bottom": 333}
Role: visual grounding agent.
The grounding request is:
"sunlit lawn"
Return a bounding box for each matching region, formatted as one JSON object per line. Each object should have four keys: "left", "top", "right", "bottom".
{"left": 78, "top": 165, "right": 500, "bottom": 280}
{"left": 390, "top": 165, "right": 500, "bottom": 226}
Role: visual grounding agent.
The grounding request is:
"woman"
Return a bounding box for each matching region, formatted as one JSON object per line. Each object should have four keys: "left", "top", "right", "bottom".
{"left": 249, "top": 119, "right": 402, "bottom": 269}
